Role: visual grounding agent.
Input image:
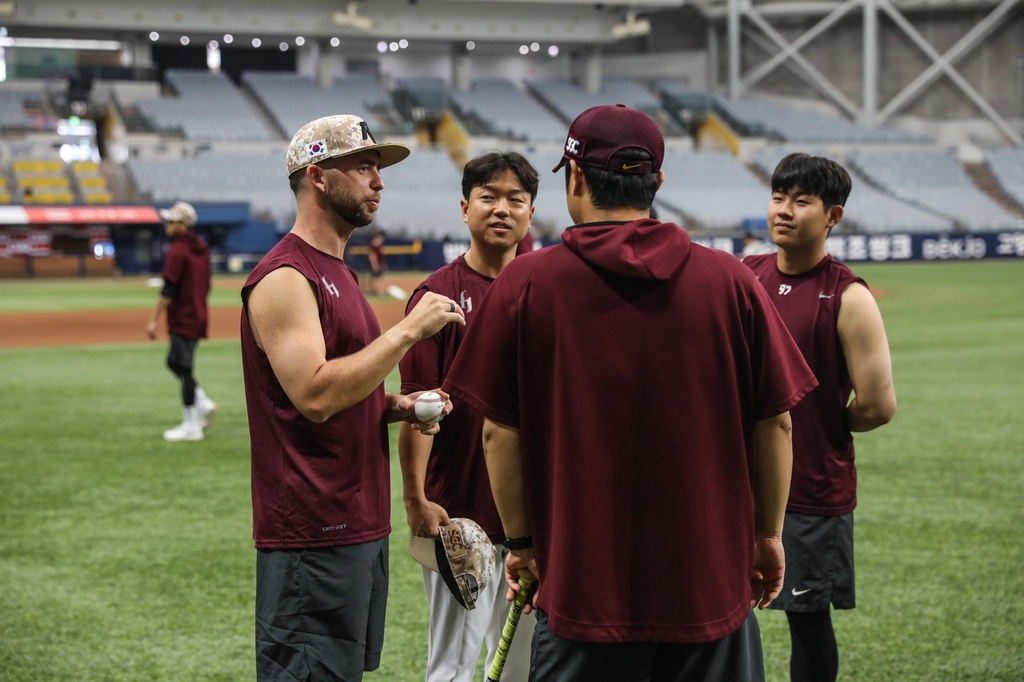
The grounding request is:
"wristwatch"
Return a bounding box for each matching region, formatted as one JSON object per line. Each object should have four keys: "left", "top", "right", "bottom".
{"left": 502, "top": 535, "right": 533, "bottom": 551}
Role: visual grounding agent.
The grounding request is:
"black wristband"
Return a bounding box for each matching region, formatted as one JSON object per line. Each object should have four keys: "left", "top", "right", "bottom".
{"left": 502, "top": 535, "right": 533, "bottom": 551}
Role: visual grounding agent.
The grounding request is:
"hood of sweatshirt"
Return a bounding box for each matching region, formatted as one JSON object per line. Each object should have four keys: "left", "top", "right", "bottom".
{"left": 176, "top": 230, "right": 209, "bottom": 256}
{"left": 561, "top": 218, "right": 691, "bottom": 281}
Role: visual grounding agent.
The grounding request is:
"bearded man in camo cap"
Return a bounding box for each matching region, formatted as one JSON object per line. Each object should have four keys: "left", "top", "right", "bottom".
{"left": 240, "top": 115, "right": 467, "bottom": 681}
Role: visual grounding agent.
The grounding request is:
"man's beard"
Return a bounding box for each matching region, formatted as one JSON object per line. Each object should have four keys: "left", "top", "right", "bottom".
{"left": 325, "top": 179, "right": 376, "bottom": 228}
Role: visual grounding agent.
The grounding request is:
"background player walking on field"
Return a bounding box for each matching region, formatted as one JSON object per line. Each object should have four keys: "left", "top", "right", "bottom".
{"left": 399, "top": 151, "right": 539, "bottom": 682}
{"left": 744, "top": 153, "right": 897, "bottom": 682}
{"left": 146, "top": 200, "right": 216, "bottom": 442}
{"left": 444, "top": 104, "right": 818, "bottom": 682}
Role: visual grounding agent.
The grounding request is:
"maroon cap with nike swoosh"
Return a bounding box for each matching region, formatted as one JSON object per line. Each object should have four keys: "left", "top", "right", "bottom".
{"left": 552, "top": 103, "right": 665, "bottom": 175}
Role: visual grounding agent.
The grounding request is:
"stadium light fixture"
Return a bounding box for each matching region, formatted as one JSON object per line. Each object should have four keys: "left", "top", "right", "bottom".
{"left": 376, "top": 41, "right": 387, "bottom": 53}
{"left": 279, "top": 42, "right": 289, "bottom": 52}
{"left": 252, "top": 38, "right": 262, "bottom": 48}
{"left": 180, "top": 36, "right": 190, "bottom": 46}
{"left": 223, "top": 34, "right": 233, "bottom": 44}
{"left": 389, "top": 41, "right": 399, "bottom": 51}
{"left": 530, "top": 42, "right": 539, "bottom": 52}
{"left": 149, "top": 32, "right": 159, "bottom": 42}
{"left": 610, "top": 10, "right": 651, "bottom": 39}
{"left": 466, "top": 40, "right": 475, "bottom": 50}
{"left": 519, "top": 45, "right": 529, "bottom": 55}
{"left": 330, "top": 37, "right": 341, "bottom": 47}
{"left": 399, "top": 39, "right": 408, "bottom": 49}
{"left": 295, "top": 36, "right": 305, "bottom": 46}
{"left": 548, "top": 45, "right": 559, "bottom": 57}
{"left": 0, "top": 37, "right": 122, "bottom": 50}
{"left": 333, "top": 1, "right": 374, "bottom": 32}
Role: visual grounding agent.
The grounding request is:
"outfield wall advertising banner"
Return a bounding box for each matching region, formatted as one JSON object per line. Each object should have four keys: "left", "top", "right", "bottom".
{"left": 693, "top": 231, "right": 1024, "bottom": 262}
{"left": 419, "top": 231, "right": 1024, "bottom": 271}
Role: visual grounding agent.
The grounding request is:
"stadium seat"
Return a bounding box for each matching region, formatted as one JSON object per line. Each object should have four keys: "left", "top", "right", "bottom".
{"left": 985, "top": 147, "right": 1024, "bottom": 212}
{"left": 848, "top": 149, "right": 1023, "bottom": 231}
{"left": 135, "top": 69, "right": 276, "bottom": 141}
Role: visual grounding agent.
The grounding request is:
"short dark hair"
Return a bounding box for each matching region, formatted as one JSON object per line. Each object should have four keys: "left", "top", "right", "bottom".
{"left": 771, "top": 153, "right": 852, "bottom": 210}
{"left": 289, "top": 170, "right": 305, "bottom": 195}
{"left": 566, "top": 148, "right": 660, "bottom": 212}
{"left": 462, "top": 151, "right": 539, "bottom": 202}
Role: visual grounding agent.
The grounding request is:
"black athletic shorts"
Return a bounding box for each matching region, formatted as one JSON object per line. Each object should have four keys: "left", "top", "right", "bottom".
{"left": 255, "top": 538, "right": 389, "bottom": 682}
{"left": 769, "top": 511, "right": 855, "bottom": 613}
{"left": 528, "top": 609, "right": 765, "bottom": 682}
{"left": 167, "top": 334, "right": 197, "bottom": 371}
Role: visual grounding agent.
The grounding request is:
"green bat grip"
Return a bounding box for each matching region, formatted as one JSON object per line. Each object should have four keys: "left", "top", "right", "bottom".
{"left": 486, "top": 576, "right": 536, "bottom": 682}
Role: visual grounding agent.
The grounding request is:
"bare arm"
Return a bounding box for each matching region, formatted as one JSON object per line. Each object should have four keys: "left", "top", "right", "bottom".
{"left": 146, "top": 295, "right": 170, "bottom": 339}
{"left": 398, "top": 422, "right": 450, "bottom": 537}
{"left": 247, "top": 266, "right": 464, "bottom": 423}
{"left": 838, "top": 283, "right": 897, "bottom": 432}
{"left": 750, "top": 411, "right": 793, "bottom": 609}
{"left": 482, "top": 418, "right": 539, "bottom": 609}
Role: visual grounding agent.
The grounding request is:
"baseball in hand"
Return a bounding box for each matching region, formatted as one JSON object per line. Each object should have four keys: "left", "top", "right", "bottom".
{"left": 414, "top": 391, "right": 446, "bottom": 425}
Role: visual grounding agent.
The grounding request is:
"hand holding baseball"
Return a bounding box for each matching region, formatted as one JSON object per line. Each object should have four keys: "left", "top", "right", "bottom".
{"left": 391, "top": 389, "right": 453, "bottom": 435}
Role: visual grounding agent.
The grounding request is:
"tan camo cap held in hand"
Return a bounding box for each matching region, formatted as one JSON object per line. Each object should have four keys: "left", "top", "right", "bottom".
{"left": 285, "top": 114, "right": 411, "bottom": 178}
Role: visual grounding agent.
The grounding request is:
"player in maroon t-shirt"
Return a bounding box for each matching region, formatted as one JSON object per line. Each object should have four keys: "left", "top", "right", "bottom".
{"left": 744, "top": 153, "right": 897, "bottom": 682}
{"left": 399, "top": 152, "right": 538, "bottom": 682}
{"left": 444, "top": 105, "right": 818, "bottom": 682}
{"left": 241, "top": 115, "right": 466, "bottom": 681}
{"left": 367, "top": 230, "right": 386, "bottom": 295}
{"left": 146, "top": 201, "right": 216, "bottom": 442}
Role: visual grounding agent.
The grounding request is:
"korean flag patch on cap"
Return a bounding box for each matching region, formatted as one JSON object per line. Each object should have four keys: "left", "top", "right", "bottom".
{"left": 306, "top": 139, "right": 328, "bottom": 159}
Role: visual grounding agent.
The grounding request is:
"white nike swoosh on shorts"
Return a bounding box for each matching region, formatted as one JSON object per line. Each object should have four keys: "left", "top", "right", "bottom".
{"left": 791, "top": 588, "right": 812, "bottom": 596}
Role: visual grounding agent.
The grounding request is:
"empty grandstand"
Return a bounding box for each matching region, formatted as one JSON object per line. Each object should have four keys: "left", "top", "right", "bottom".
{"left": 518, "top": 149, "right": 575, "bottom": 233}
{"left": 135, "top": 69, "right": 276, "bottom": 141}
{"left": 244, "top": 71, "right": 398, "bottom": 139}
{"left": 127, "top": 152, "right": 294, "bottom": 225}
{"left": 449, "top": 79, "right": 565, "bottom": 142}
{"left": 656, "top": 151, "right": 768, "bottom": 230}
{"left": 369, "top": 148, "right": 465, "bottom": 239}
{"left": 848, "top": 150, "right": 1023, "bottom": 231}
{"left": 0, "top": 92, "right": 35, "bottom": 130}
{"left": 985, "top": 148, "right": 1024, "bottom": 212}
{"left": 529, "top": 78, "right": 665, "bottom": 125}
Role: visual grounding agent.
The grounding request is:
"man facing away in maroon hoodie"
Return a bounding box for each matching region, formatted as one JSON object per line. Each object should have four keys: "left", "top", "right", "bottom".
{"left": 147, "top": 201, "right": 216, "bottom": 442}
{"left": 443, "top": 105, "right": 819, "bottom": 681}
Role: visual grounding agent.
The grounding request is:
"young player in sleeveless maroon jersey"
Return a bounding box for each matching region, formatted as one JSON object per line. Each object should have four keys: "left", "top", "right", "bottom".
{"left": 398, "top": 152, "right": 539, "bottom": 682}
{"left": 744, "top": 153, "right": 897, "bottom": 682}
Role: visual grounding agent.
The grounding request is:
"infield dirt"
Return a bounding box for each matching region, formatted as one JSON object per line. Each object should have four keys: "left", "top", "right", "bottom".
{"left": 0, "top": 273, "right": 425, "bottom": 349}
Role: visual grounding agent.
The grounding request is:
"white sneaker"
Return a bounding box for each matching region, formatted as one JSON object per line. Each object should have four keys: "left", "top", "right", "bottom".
{"left": 195, "top": 388, "right": 217, "bottom": 428}
{"left": 163, "top": 407, "right": 204, "bottom": 442}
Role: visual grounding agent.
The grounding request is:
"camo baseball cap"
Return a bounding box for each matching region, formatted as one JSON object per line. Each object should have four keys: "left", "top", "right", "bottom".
{"left": 408, "top": 518, "right": 496, "bottom": 610}
{"left": 285, "top": 114, "right": 411, "bottom": 178}
{"left": 159, "top": 201, "right": 197, "bottom": 226}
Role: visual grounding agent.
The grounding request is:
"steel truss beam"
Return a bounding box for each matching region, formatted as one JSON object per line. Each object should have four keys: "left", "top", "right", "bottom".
{"left": 876, "top": 0, "right": 1023, "bottom": 142}
{"left": 725, "top": 0, "right": 1024, "bottom": 143}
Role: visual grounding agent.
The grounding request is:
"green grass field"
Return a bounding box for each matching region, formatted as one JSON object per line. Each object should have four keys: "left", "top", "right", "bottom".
{"left": 1, "top": 260, "right": 1022, "bottom": 681}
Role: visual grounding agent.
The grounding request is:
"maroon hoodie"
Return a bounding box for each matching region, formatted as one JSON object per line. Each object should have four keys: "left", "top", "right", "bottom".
{"left": 445, "top": 218, "right": 816, "bottom": 644}
{"left": 163, "top": 230, "right": 210, "bottom": 340}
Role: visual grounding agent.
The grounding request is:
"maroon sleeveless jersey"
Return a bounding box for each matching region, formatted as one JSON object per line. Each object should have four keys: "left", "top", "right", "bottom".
{"left": 744, "top": 253, "right": 866, "bottom": 515}
{"left": 399, "top": 256, "right": 503, "bottom": 541}
{"left": 241, "top": 233, "right": 390, "bottom": 549}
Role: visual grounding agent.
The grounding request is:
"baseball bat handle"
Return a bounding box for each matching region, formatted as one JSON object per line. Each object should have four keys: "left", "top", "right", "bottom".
{"left": 486, "top": 576, "right": 536, "bottom": 682}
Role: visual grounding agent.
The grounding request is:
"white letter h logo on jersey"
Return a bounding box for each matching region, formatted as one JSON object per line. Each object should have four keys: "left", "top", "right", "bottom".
{"left": 322, "top": 276, "right": 339, "bottom": 298}
{"left": 459, "top": 290, "right": 472, "bottom": 313}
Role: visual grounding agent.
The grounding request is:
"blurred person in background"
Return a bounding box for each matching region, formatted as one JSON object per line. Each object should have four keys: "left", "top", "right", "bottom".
{"left": 146, "top": 200, "right": 216, "bottom": 442}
